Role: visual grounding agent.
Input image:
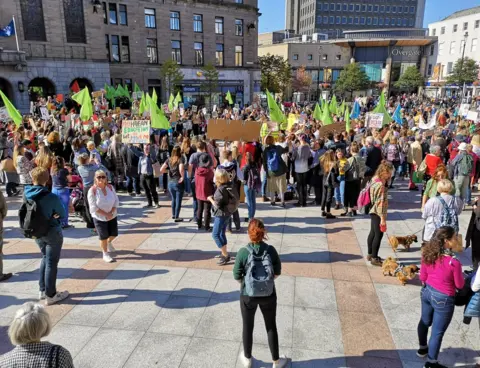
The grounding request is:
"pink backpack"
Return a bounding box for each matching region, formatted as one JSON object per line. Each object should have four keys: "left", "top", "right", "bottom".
{"left": 357, "top": 178, "right": 381, "bottom": 213}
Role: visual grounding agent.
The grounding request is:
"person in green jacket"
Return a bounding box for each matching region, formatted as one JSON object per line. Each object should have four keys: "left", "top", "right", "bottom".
{"left": 233, "top": 219, "right": 288, "bottom": 368}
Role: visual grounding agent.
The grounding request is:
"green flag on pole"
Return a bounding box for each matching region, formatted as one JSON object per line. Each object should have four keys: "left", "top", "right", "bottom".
{"left": 226, "top": 90, "right": 234, "bottom": 105}
{"left": 321, "top": 102, "right": 334, "bottom": 125}
{"left": 134, "top": 83, "right": 141, "bottom": 94}
{"left": 173, "top": 92, "right": 182, "bottom": 108}
{"left": 0, "top": 90, "right": 22, "bottom": 127}
{"left": 339, "top": 100, "right": 346, "bottom": 116}
{"left": 138, "top": 92, "right": 146, "bottom": 116}
{"left": 152, "top": 89, "right": 158, "bottom": 104}
{"left": 147, "top": 93, "right": 169, "bottom": 129}
{"left": 72, "top": 87, "right": 93, "bottom": 122}
{"left": 329, "top": 95, "right": 338, "bottom": 115}
{"left": 373, "top": 91, "right": 393, "bottom": 126}
{"left": 313, "top": 103, "right": 322, "bottom": 121}
{"left": 344, "top": 106, "right": 351, "bottom": 132}
{"left": 168, "top": 93, "right": 174, "bottom": 111}
{"left": 266, "top": 90, "right": 284, "bottom": 124}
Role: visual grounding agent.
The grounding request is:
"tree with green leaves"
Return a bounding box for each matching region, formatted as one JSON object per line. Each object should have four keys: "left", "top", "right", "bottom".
{"left": 160, "top": 60, "right": 184, "bottom": 101}
{"left": 394, "top": 66, "right": 425, "bottom": 91}
{"left": 446, "top": 57, "right": 479, "bottom": 86}
{"left": 259, "top": 54, "right": 292, "bottom": 94}
{"left": 334, "top": 63, "right": 370, "bottom": 100}
{"left": 200, "top": 63, "right": 219, "bottom": 109}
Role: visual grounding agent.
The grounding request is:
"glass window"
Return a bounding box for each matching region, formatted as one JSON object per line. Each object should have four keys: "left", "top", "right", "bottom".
{"left": 336, "top": 3, "right": 341, "bottom": 11}
{"left": 391, "top": 18, "right": 395, "bottom": 26}
{"left": 398, "top": 6, "right": 402, "bottom": 13}
{"left": 476, "top": 20, "right": 480, "bottom": 29}
{"left": 440, "top": 26, "right": 445, "bottom": 34}
{"left": 360, "top": 17, "right": 365, "bottom": 25}
{"left": 379, "top": 18, "right": 384, "bottom": 26}
{"left": 386, "top": 5, "right": 390, "bottom": 12}
{"left": 330, "top": 3, "right": 335, "bottom": 11}
{"left": 317, "top": 16, "right": 322, "bottom": 24}
{"left": 109, "top": 3, "right": 117, "bottom": 24}
{"left": 322, "top": 54, "right": 327, "bottom": 60}
{"left": 447, "top": 62, "right": 453, "bottom": 74}
{"left": 348, "top": 16, "right": 353, "bottom": 24}
{"left": 323, "top": 16, "right": 328, "bottom": 24}
{"left": 146, "top": 38, "right": 157, "bottom": 64}
{"left": 121, "top": 36, "right": 129, "bottom": 63}
{"left": 145, "top": 8, "right": 155, "bottom": 28}
{"left": 293, "top": 54, "right": 299, "bottom": 60}
{"left": 367, "top": 17, "right": 372, "bottom": 25}
{"left": 373, "top": 5, "right": 378, "bottom": 12}
{"left": 235, "top": 19, "right": 243, "bottom": 36}
{"left": 105, "top": 34, "right": 110, "bottom": 60}
{"left": 342, "top": 16, "right": 347, "bottom": 24}
{"left": 119, "top": 4, "right": 127, "bottom": 25}
{"left": 453, "top": 24, "right": 457, "bottom": 32}
{"left": 235, "top": 0, "right": 243, "bottom": 3}
{"left": 438, "top": 42, "right": 444, "bottom": 55}
{"left": 367, "top": 5, "right": 372, "bottom": 12}
{"left": 373, "top": 17, "right": 378, "bottom": 25}
{"left": 460, "top": 39, "right": 465, "bottom": 52}
{"left": 235, "top": 45, "right": 243, "bottom": 66}
{"left": 354, "top": 17, "right": 359, "bottom": 25}
{"left": 343, "top": 4, "right": 347, "bottom": 11}
{"left": 216, "top": 43, "right": 224, "bottom": 66}
{"left": 215, "top": 17, "right": 224, "bottom": 34}
{"left": 361, "top": 4, "right": 366, "bottom": 12}
{"left": 385, "top": 18, "right": 390, "bottom": 26}
{"left": 410, "top": 6, "right": 415, "bottom": 13}
{"left": 336, "top": 16, "right": 340, "bottom": 24}
{"left": 111, "top": 35, "right": 119, "bottom": 62}
{"left": 356, "top": 4, "right": 361, "bottom": 11}
{"left": 463, "top": 22, "right": 468, "bottom": 30}
{"left": 307, "top": 54, "right": 313, "bottom": 60}
{"left": 194, "top": 42, "right": 203, "bottom": 66}
{"left": 193, "top": 14, "right": 202, "bottom": 32}
{"left": 392, "top": 6, "right": 396, "bottom": 13}
{"left": 171, "top": 40, "right": 181, "bottom": 64}
{"left": 335, "top": 55, "right": 341, "bottom": 60}
{"left": 409, "top": 19, "right": 414, "bottom": 26}
{"left": 431, "top": 28, "right": 436, "bottom": 36}
{"left": 472, "top": 38, "right": 478, "bottom": 52}
{"left": 380, "top": 5, "right": 385, "bottom": 12}
{"left": 403, "top": 18, "right": 407, "bottom": 26}
{"left": 427, "top": 64, "right": 432, "bottom": 76}
{"left": 349, "top": 4, "right": 354, "bottom": 11}
{"left": 170, "top": 11, "right": 180, "bottom": 31}
{"left": 102, "top": 2, "right": 107, "bottom": 24}
{"left": 330, "top": 16, "right": 334, "bottom": 24}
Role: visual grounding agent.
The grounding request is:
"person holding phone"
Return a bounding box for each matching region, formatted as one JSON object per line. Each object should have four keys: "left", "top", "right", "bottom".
{"left": 367, "top": 161, "right": 394, "bottom": 266}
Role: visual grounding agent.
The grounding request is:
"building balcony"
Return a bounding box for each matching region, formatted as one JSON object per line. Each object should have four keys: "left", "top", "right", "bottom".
{"left": 0, "top": 48, "right": 27, "bottom": 70}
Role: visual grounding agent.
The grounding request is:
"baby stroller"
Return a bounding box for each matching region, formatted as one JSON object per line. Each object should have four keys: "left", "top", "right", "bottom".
{"left": 68, "top": 175, "right": 89, "bottom": 224}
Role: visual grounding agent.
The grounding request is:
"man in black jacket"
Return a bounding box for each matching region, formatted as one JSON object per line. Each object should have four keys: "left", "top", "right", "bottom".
{"left": 363, "top": 136, "right": 383, "bottom": 187}
{"left": 123, "top": 144, "right": 142, "bottom": 196}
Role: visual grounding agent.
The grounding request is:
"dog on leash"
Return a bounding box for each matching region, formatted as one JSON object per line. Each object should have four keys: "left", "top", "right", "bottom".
{"left": 382, "top": 257, "right": 420, "bottom": 286}
{"left": 389, "top": 234, "right": 418, "bottom": 252}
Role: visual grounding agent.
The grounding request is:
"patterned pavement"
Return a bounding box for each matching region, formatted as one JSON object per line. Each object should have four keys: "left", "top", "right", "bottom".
{"left": 0, "top": 181, "right": 479, "bottom": 368}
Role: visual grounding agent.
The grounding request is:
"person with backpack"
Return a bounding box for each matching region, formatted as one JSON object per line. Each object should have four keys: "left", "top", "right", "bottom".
{"left": 218, "top": 149, "right": 242, "bottom": 232}
{"left": 189, "top": 141, "right": 212, "bottom": 222}
{"left": 233, "top": 219, "right": 288, "bottom": 368}
{"left": 451, "top": 143, "right": 473, "bottom": 201}
{"left": 422, "top": 179, "right": 463, "bottom": 242}
{"left": 263, "top": 135, "right": 289, "bottom": 208}
{"left": 384, "top": 137, "right": 402, "bottom": 188}
{"left": 160, "top": 146, "right": 185, "bottom": 222}
{"left": 208, "top": 168, "right": 238, "bottom": 266}
{"left": 242, "top": 151, "right": 261, "bottom": 222}
{"left": 23, "top": 167, "right": 68, "bottom": 305}
{"left": 342, "top": 142, "right": 365, "bottom": 217}
{"left": 466, "top": 197, "right": 480, "bottom": 271}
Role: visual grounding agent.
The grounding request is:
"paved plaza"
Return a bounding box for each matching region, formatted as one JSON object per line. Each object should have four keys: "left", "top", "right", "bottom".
{"left": 0, "top": 182, "right": 479, "bottom": 368}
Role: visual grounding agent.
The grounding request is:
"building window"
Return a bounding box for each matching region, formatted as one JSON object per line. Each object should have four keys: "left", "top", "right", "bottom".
{"left": 385, "top": 18, "right": 390, "bottom": 26}
{"left": 124, "top": 79, "right": 132, "bottom": 93}
{"left": 121, "top": 36, "right": 130, "bottom": 63}
{"left": 235, "top": 45, "right": 243, "bottom": 66}
{"left": 438, "top": 42, "right": 444, "bottom": 55}
{"left": 235, "top": 0, "right": 243, "bottom": 3}
{"left": 330, "top": 16, "right": 334, "bottom": 24}
{"left": 322, "top": 54, "right": 327, "bottom": 60}
{"left": 440, "top": 26, "right": 445, "bottom": 34}
{"left": 215, "top": 17, "right": 224, "bottom": 34}
{"left": 105, "top": 34, "right": 110, "bottom": 60}
{"left": 64, "top": 0, "right": 86, "bottom": 43}
{"left": 409, "top": 19, "right": 414, "bottom": 27}
{"left": 307, "top": 54, "right": 313, "bottom": 60}
{"left": 335, "top": 55, "right": 341, "bottom": 60}
{"left": 194, "top": 42, "right": 203, "bottom": 66}
{"left": 171, "top": 40, "right": 181, "bottom": 64}
{"left": 391, "top": 18, "right": 395, "bottom": 26}
{"left": 145, "top": 8, "right": 156, "bottom": 28}
{"left": 119, "top": 4, "right": 127, "bottom": 25}
{"left": 403, "top": 18, "right": 407, "bottom": 27}
{"left": 348, "top": 4, "right": 354, "bottom": 11}
{"left": 216, "top": 43, "right": 224, "bottom": 66}
{"left": 343, "top": 4, "right": 347, "bottom": 11}
{"left": 386, "top": 5, "right": 390, "bottom": 12}
{"left": 336, "top": 16, "right": 340, "bottom": 24}
{"left": 449, "top": 41, "right": 456, "bottom": 54}
{"left": 146, "top": 38, "right": 157, "bottom": 64}
{"left": 453, "top": 24, "right": 457, "bottom": 32}
{"left": 460, "top": 39, "right": 465, "bottom": 53}
{"left": 373, "top": 5, "right": 378, "bottom": 12}
{"left": 235, "top": 19, "right": 243, "bottom": 36}
{"left": 360, "top": 17, "right": 365, "bottom": 25}
{"left": 427, "top": 64, "right": 432, "bottom": 76}
{"left": 463, "top": 22, "right": 468, "bottom": 31}
{"left": 103, "top": 2, "right": 107, "bottom": 24}
{"left": 342, "top": 17, "right": 347, "bottom": 24}
{"left": 373, "top": 17, "right": 378, "bottom": 26}
{"left": 380, "top": 5, "right": 385, "bottom": 12}
{"left": 367, "top": 17, "right": 372, "bottom": 25}
{"left": 193, "top": 14, "right": 203, "bottom": 33}
{"left": 109, "top": 3, "right": 117, "bottom": 24}
{"left": 476, "top": 20, "right": 480, "bottom": 29}
{"left": 170, "top": 11, "right": 180, "bottom": 31}
{"left": 336, "top": 3, "right": 341, "bottom": 11}
{"left": 430, "top": 44, "right": 434, "bottom": 56}
{"left": 410, "top": 6, "right": 415, "bottom": 13}
{"left": 355, "top": 4, "right": 360, "bottom": 12}
{"left": 293, "top": 54, "right": 299, "bottom": 60}
{"left": 447, "top": 62, "right": 453, "bottom": 74}
{"left": 379, "top": 18, "right": 384, "bottom": 26}
{"left": 431, "top": 28, "right": 436, "bottom": 36}
{"left": 111, "top": 35, "right": 120, "bottom": 62}
{"left": 398, "top": 6, "right": 402, "bottom": 14}
{"left": 330, "top": 3, "right": 335, "bottom": 11}
{"left": 324, "top": 16, "right": 328, "bottom": 24}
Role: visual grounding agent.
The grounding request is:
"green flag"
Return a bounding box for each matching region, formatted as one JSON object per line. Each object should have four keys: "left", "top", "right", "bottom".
{"left": 72, "top": 87, "right": 93, "bottom": 122}
{"left": 134, "top": 83, "right": 141, "bottom": 94}
{"left": 339, "top": 100, "right": 346, "bottom": 116}
{"left": 152, "top": 89, "right": 158, "bottom": 104}
{"left": 329, "top": 95, "right": 338, "bottom": 115}
{"left": 344, "top": 106, "right": 351, "bottom": 132}
{"left": 373, "top": 91, "right": 393, "bottom": 126}
{"left": 266, "top": 90, "right": 284, "bottom": 124}
{"left": 321, "top": 103, "right": 334, "bottom": 125}
{"left": 147, "top": 93, "right": 169, "bottom": 130}
{"left": 139, "top": 92, "right": 146, "bottom": 116}
{"left": 226, "top": 91, "right": 234, "bottom": 105}
{"left": 313, "top": 103, "right": 322, "bottom": 121}
{"left": 174, "top": 92, "right": 182, "bottom": 108}
{"left": 168, "top": 93, "right": 174, "bottom": 111}
{"left": 0, "top": 90, "right": 22, "bottom": 127}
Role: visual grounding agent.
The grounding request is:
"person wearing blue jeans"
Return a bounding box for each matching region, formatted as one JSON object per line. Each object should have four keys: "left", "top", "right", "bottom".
{"left": 334, "top": 175, "right": 345, "bottom": 208}
{"left": 168, "top": 181, "right": 184, "bottom": 220}
{"left": 160, "top": 146, "right": 185, "bottom": 222}
{"left": 242, "top": 152, "right": 261, "bottom": 221}
{"left": 244, "top": 185, "right": 256, "bottom": 220}
{"left": 190, "top": 178, "right": 198, "bottom": 222}
{"left": 24, "top": 167, "right": 69, "bottom": 306}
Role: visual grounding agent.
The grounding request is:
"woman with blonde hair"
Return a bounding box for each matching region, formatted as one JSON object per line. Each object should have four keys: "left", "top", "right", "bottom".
{"left": 35, "top": 146, "right": 54, "bottom": 171}
{"left": 181, "top": 137, "right": 192, "bottom": 194}
{"left": 0, "top": 302, "right": 74, "bottom": 367}
{"left": 320, "top": 150, "right": 338, "bottom": 219}
{"left": 160, "top": 146, "right": 185, "bottom": 221}
{"left": 13, "top": 145, "right": 35, "bottom": 185}
{"left": 422, "top": 164, "right": 455, "bottom": 209}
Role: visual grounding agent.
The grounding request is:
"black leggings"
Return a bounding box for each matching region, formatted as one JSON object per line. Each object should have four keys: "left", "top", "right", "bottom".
{"left": 321, "top": 186, "right": 334, "bottom": 212}
{"left": 240, "top": 293, "right": 279, "bottom": 361}
{"left": 344, "top": 180, "right": 361, "bottom": 209}
{"left": 83, "top": 185, "right": 95, "bottom": 229}
{"left": 296, "top": 172, "right": 308, "bottom": 206}
{"left": 367, "top": 214, "right": 384, "bottom": 258}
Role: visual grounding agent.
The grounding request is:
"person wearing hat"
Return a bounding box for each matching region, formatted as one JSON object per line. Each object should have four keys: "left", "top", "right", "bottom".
{"left": 194, "top": 153, "right": 214, "bottom": 230}
{"left": 451, "top": 142, "right": 474, "bottom": 201}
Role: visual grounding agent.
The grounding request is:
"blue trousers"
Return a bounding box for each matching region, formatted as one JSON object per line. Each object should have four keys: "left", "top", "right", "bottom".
{"left": 334, "top": 175, "right": 345, "bottom": 205}
{"left": 191, "top": 179, "right": 198, "bottom": 221}
{"left": 168, "top": 181, "right": 184, "bottom": 218}
{"left": 417, "top": 285, "right": 455, "bottom": 362}
{"left": 52, "top": 187, "right": 70, "bottom": 226}
{"left": 244, "top": 185, "right": 257, "bottom": 220}
{"left": 35, "top": 228, "right": 64, "bottom": 298}
{"left": 212, "top": 215, "right": 230, "bottom": 248}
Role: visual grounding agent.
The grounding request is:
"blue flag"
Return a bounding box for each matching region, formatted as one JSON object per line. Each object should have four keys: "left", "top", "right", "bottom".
{"left": 350, "top": 100, "right": 360, "bottom": 119}
{"left": 0, "top": 20, "right": 15, "bottom": 37}
{"left": 392, "top": 104, "right": 402, "bottom": 124}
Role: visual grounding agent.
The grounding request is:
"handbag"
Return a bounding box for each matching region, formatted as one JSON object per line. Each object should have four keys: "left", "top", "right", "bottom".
{"left": 152, "top": 162, "right": 161, "bottom": 178}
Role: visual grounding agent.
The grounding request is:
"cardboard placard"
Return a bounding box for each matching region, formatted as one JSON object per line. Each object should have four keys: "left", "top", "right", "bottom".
{"left": 121, "top": 120, "right": 151, "bottom": 144}
{"left": 207, "top": 119, "right": 262, "bottom": 142}
{"left": 91, "top": 91, "right": 103, "bottom": 98}
{"left": 234, "top": 104, "right": 240, "bottom": 109}
{"left": 119, "top": 109, "right": 130, "bottom": 116}
{"left": 40, "top": 106, "right": 49, "bottom": 120}
{"left": 366, "top": 112, "right": 384, "bottom": 129}
{"left": 266, "top": 121, "right": 279, "bottom": 132}
{"left": 192, "top": 105, "right": 198, "bottom": 112}
{"left": 466, "top": 111, "right": 479, "bottom": 121}
{"left": 459, "top": 104, "right": 471, "bottom": 117}
{"left": 212, "top": 111, "right": 218, "bottom": 118}
{"left": 170, "top": 110, "right": 179, "bottom": 122}
{"left": 318, "top": 122, "right": 346, "bottom": 138}
{"left": 353, "top": 133, "right": 364, "bottom": 143}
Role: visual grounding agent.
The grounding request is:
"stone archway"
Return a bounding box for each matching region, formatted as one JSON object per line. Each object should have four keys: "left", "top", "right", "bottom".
{"left": 70, "top": 77, "right": 94, "bottom": 92}
{"left": 0, "top": 78, "right": 14, "bottom": 107}
{"left": 28, "top": 77, "right": 56, "bottom": 102}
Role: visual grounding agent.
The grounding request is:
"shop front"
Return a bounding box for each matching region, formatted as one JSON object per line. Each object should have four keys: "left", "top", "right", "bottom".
{"left": 180, "top": 81, "right": 244, "bottom": 108}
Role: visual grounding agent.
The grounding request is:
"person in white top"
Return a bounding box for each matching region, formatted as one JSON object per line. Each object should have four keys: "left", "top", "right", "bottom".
{"left": 87, "top": 170, "right": 120, "bottom": 263}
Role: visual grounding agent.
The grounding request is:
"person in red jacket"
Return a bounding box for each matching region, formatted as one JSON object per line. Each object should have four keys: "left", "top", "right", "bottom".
{"left": 195, "top": 153, "right": 214, "bottom": 231}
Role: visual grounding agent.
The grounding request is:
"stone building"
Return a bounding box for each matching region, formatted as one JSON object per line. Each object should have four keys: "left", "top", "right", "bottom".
{"left": 0, "top": 0, "right": 260, "bottom": 112}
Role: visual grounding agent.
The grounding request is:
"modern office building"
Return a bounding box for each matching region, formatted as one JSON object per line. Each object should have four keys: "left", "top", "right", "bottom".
{"left": 0, "top": 0, "right": 260, "bottom": 112}
{"left": 286, "top": 0, "right": 426, "bottom": 39}
{"left": 426, "top": 6, "right": 480, "bottom": 97}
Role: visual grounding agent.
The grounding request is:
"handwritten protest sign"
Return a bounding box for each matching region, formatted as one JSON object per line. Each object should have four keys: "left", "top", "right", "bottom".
{"left": 40, "top": 106, "right": 49, "bottom": 120}
{"left": 121, "top": 120, "right": 150, "bottom": 144}
{"left": 91, "top": 91, "right": 103, "bottom": 98}
{"left": 207, "top": 119, "right": 262, "bottom": 142}
{"left": 192, "top": 105, "right": 198, "bottom": 112}
{"left": 366, "top": 112, "right": 384, "bottom": 129}
{"left": 466, "top": 111, "right": 479, "bottom": 122}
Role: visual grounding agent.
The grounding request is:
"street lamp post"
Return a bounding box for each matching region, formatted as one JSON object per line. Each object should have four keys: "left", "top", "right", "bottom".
{"left": 316, "top": 46, "right": 322, "bottom": 101}
{"left": 460, "top": 31, "right": 469, "bottom": 101}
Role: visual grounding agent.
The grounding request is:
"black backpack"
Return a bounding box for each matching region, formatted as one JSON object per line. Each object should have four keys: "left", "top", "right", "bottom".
{"left": 19, "top": 192, "right": 51, "bottom": 239}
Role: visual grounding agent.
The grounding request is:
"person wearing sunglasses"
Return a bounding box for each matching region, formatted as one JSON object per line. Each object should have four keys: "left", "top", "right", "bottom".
{"left": 87, "top": 170, "right": 120, "bottom": 263}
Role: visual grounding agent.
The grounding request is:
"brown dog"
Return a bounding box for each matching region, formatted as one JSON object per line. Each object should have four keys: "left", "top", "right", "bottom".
{"left": 382, "top": 257, "right": 420, "bottom": 286}
{"left": 389, "top": 234, "right": 418, "bottom": 252}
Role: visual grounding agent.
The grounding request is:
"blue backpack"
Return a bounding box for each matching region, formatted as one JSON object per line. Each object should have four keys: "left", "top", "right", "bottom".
{"left": 436, "top": 196, "right": 459, "bottom": 234}
{"left": 244, "top": 244, "right": 275, "bottom": 297}
{"left": 267, "top": 148, "right": 280, "bottom": 173}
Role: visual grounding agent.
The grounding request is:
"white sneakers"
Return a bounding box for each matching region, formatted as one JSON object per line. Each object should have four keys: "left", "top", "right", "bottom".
{"left": 46, "top": 291, "right": 69, "bottom": 306}
{"left": 103, "top": 253, "right": 114, "bottom": 263}
{"left": 107, "top": 242, "right": 116, "bottom": 253}
{"left": 239, "top": 353, "right": 252, "bottom": 368}
{"left": 39, "top": 291, "right": 45, "bottom": 300}
{"left": 273, "top": 357, "right": 289, "bottom": 368}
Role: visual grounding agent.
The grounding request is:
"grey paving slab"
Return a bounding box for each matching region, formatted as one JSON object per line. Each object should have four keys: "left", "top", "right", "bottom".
{"left": 0, "top": 292, "right": 37, "bottom": 318}
{"left": 45, "top": 324, "right": 99, "bottom": 358}
{"left": 294, "top": 277, "right": 336, "bottom": 310}
{"left": 73, "top": 328, "right": 144, "bottom": 368}
{"left": 292, "top": 307, "right": 343, "bottom": 353}
{"left": 123, "top": 332, "right": 191, "bottom": 368}
{"left": 138, "top": 237, "right": 190, "bottom": 250}
{"left": 195, "top": 298, "right": 242, "bottom": 342}
{"left": 179, "top": 337, "right": 241, "bottom": 368}
{"left": 275, "top": 275, "right": 295, "bottom": 306}
{"left": 291, "top": 348, "right": 348, "bottom": 368}
{"left": 374, "top": 284, "right": 422, "bottom": 310}
{"left": 173, "top": 268, "right": 222, "bottom": 298}
{"left": 253, "top": 304, "right": 294, "bottom": 348}
{"left": 211, "top": 270, "right": 241, "bottom": 301}
{"left": 280, "top": 246, "right": 331, "bottom": 264}
{"left": 235, "top": 344, "right": 292, "bottom": 368}
{"left": 135, "top": 266, "right": 187, "bottom": 293}
{"left": 94, "top": 262, "right": 153, "bottom": 291}
{"left": 0, "top": 316, "right": 14, "bottom": 354}
{"left": 149, "top": 295, "right": 209, "bottom": 336}
{"left": 102, "top": 290, "right": 169, "bottom": 331}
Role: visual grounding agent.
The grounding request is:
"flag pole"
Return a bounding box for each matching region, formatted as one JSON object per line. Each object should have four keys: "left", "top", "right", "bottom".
{"left": 12, "top": 15, "right": 19, "bottom": 52}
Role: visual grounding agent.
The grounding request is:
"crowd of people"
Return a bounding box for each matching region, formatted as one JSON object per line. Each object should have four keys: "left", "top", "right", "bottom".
{"left": 0, "top": 91, "right": 479, "bottom": 368}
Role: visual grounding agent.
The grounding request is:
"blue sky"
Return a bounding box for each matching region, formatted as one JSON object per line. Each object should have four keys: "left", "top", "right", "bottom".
{"left": 258, "top": 0, "right": 480, "bottom": 33}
